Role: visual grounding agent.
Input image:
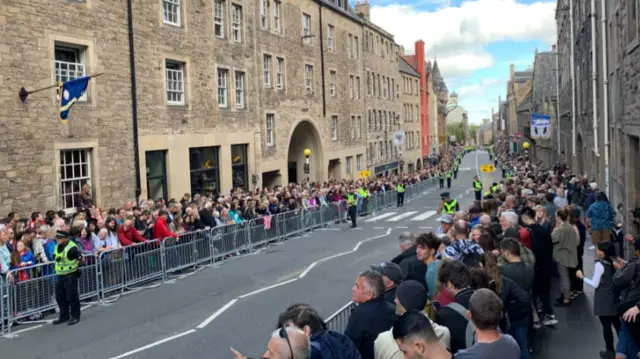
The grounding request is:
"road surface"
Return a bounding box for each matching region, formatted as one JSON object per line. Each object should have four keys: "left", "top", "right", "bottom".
{"left": 1, "top": 151, "right": 604, "bottom": 359}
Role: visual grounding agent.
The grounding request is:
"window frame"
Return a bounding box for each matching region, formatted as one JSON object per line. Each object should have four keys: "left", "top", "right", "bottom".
{"left": 231, "top": 4, "right": 243, "bottom": 42}
{"left": 266, "top": 113, "right": 275, "bottom": 147}
{"left": 162, "top": 0, "right": 181, "bottom": 26}
{"left": 234, "top": 70, "right": 245, "bottom": 109}
{"left": 276, "top": 57, "right": 285, "bottom": 90}
{"left": 214, "top": 0, "right": 225, "bottom": 38}
{"left": 59, "top": 149, "right": 92, "bottom": 213}
{"left": 165, "top": 60, "right": 185, "bottom": 106}
{"left": 217, "top": 67, "right": 229, "bottom": 108}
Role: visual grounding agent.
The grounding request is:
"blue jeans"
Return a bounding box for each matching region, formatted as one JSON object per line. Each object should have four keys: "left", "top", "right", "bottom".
{"left": 508, "top": 324, "right": 530, "bottom": 359}
{"left": 616, "top": 321, "right": 639, "bottom": 359}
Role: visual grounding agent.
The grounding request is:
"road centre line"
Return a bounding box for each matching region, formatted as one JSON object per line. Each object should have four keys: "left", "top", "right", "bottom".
{"left": 196, "top": 299, "right": 238, "bottom": 329}
{"left": 237, "top": 279, "right": 299, "bottom": 299}
{"left": 109, "top": 329, "right": 197, "bottom": 359}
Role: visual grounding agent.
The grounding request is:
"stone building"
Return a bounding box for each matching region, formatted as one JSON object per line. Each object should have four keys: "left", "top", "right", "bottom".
{"left": 602, "top": 0, "right": 640, "bottom": 233}
{"left": 0, "top": 0, "right": 409, "bottom": 214}
{"left": 427, "top": 61, "right": 440, "bottom": 154}
{"left": 445, "top": 91, "right": 469, "bottom": 144}
{"left": 398, "top": 58, "right": 422, "bottom": 172}
{"left": 505, "top": 64, "right": 533, "bottom": 136}
{"left": 354, "top": 1, "right": 403, "bottom": 177}
{"left": 555, "top": 0, "right": 574, "bottom": 160}
{"left": 431, "top": 61, "right": 449, "bottom": 150}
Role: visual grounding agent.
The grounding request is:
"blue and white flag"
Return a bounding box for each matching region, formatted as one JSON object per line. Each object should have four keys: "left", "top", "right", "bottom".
{"left": 59, "top": 76, "right": 90, "bottom": 124}
{"left": 530, "top": 113, "right": 551, "bottom": 140}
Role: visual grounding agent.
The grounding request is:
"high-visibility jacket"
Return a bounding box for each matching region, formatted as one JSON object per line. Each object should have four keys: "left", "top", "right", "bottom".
{"left": 347, "top": 194, "right": 358, "bottom": 206}
{"left": 397, "top": 184, "right": 405, "bottom": 193}
{"left": 358, "top": 188, "right": 368, "bottom": 198}
{"left": 473, "top": 180, "right": 482, "bottom": 191}
{"left": 446, "top": 171, "right": 452, "bottom": 178}
{"left": 442, "top": 199, "right": 457, "bottom": 214}
{"left": 54, "top": 241, "right": 79, "bottom": 276}
{"left": 491, "top": 185, "right": 499, "bottom": 193}
{"left": 439, "top": 172, "right": 446, "bottom": 179}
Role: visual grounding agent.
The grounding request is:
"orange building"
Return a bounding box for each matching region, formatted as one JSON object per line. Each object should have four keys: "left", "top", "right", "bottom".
{"left": 403, "top": 40, "right": 431, "bottom": 159}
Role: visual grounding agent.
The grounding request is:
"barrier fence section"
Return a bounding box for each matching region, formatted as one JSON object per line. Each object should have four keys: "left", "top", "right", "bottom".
{"left": 0, "top": 178, "right": 438, "bottom": 336}
{"left": 325, "top": 301, "right": 357, "bottom": 333}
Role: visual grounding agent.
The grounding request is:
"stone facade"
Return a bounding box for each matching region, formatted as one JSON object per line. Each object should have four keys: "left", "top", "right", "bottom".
{"left": 555, "top": 0, "right": 639, "bottom": 236}
{"left": 356, "top": 2, "right": 403, "bottom": 176}
{"left": 505, "top": 65, "right": 533, "bottom": 136}
{"left": 427, "top": 64, "right": 440, "bottom": 154}
{"left": 0, "top": 0, "right": 135, "bottom": 214}
{"left": 399, "top": 58, "right": 422, "bottom": 172}
{"left": 0, "top": 0, "right": 409, "bottom": 215}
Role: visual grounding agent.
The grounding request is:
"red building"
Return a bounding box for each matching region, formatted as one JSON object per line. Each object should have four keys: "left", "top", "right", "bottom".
{"left": 403, "top": 40, "right": 430, "bottom": 159}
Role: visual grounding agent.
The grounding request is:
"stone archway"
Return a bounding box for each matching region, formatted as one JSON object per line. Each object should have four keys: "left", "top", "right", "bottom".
{"left": 416, "top": 158, "right": 422, "bottom": 170}
{"left": 287, "top": 120, "right": 323, "bottom": 184}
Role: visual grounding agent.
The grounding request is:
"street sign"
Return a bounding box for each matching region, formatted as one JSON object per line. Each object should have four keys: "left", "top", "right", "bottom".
{"left": 359, "top": 170, "right": 371, "bottom": 178}
{"left": 480, "top": 164, "right": 495, "bottom": 173}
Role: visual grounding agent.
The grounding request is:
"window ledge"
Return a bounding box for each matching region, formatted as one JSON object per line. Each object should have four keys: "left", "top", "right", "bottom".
{"left": 626, "top": 38, "right": 639, "bottom": 55}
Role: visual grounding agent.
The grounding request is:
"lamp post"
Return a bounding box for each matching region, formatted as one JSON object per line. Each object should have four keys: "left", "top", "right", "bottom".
{"left": 304, "top": 148, "right": 311, "bottom": 182}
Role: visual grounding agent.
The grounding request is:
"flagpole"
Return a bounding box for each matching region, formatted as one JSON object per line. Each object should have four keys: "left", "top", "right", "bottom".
{"left": 18, "top": 73, "right": 104, "bottom": 103}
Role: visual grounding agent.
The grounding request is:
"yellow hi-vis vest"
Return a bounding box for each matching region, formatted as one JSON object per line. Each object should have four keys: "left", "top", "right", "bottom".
{"left": 397, "top": 184, "right": 405, "bottom": 193}
{"left": 443, "top": 199, "right": 457, "bottom": 214}
{"left": 358, "top": 188, "right": 368, "bottom": 198}
{"left": 54, "top": 241, "right": 79, "bottom": 276}
{"left": 491, "top": 185, "right": 499, "bottom": 193}
{"left": 347, "top": 194, "right": 357, "bottom": 206}
{"left": 473, "top": 180, "right": 482, "bottom": 191}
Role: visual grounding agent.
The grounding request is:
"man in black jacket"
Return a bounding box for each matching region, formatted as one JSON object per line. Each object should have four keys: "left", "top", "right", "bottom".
{"left": 199, "top": 202, "right": 217, "bottom": 228}
{"left": 345, "top": 270, "right": 396, "bottom": 359}
{"left": 391, "top": 232, "right": 427, "bottom": 289}
{"left": 435, "top": 260, "right": 475, "bottom": 354}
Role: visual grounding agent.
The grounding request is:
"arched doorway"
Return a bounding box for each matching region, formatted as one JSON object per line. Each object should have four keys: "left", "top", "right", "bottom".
{"left": 416, "top": 158, "right": 422, "bottom": 170}
{"left": 287, "top": 120, "right": 323, "bottom": 184}
{"left": 576, "top": 134, "right": 584, "bottom": 175}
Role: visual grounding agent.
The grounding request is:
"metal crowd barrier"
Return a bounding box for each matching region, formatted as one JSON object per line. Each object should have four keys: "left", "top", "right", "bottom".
{"left": 0, "top": 177, "right": 438, "bottom": 336}
{"left": 325, "top": 301, "right": 357, "bottom": 333}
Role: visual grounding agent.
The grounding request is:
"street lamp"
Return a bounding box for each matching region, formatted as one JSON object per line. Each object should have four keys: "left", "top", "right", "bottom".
{"left": 304, "top": 148, "right": 311, "bottom": 182}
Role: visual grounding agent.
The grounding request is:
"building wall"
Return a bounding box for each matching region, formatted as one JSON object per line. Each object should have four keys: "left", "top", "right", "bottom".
{"left": 428, "top": 71, "right": 439, "bottom": 153}
{"left": 0, "top": 0, "right": 135, "bottom": 214}
{"left": 400, "top": 71, "right": 421, "bottom": 171}
{"left": 361, "top": 21, "right": 401, "bottom": 175}
{"left": 0, "top": 0, "right": 412, "bottom": 214}
{"left": 414, "top": 41, "right": 430, "bottom": 158}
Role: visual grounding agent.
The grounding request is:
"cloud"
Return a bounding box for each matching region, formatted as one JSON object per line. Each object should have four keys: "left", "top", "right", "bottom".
{"left": 457, "top": 77, "right": 502, "bottom": 97}
{"left": 370, "top": 0, "right": 557, "bottom": 79}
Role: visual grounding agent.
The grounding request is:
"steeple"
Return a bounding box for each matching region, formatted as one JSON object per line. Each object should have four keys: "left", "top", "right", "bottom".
{"left": 431, "top": 60, "right": 448, "bottom": 93}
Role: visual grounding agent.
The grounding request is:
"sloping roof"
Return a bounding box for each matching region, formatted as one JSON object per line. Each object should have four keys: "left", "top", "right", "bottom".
{"left": 431, "top": 60, "right": 448, "bottom": 93}
{"left": 532, "top": 51, "right": 558, "bottom": 104}
{"left": 318, "top": 0, "right": 362, "bottom": 23}
{"left": 517, "top": 90, "right": 532, "bottom": 112}
{"left": 514, "top": 70, "right": 533, "bottom": 83}
{"left": 399, "top": 57, "right": 420, "bottom": 77}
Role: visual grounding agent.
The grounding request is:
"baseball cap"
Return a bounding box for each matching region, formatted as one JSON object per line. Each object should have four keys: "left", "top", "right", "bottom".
{"left": 436, "top": 214, "right": 453, "bottom": 223}
{"left": 370, "top": 261, "right": 403, "bottom": 285}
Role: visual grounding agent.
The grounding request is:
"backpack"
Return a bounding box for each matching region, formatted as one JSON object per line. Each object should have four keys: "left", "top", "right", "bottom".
{"left": 309, "top": 330, "right": 361, "bottom": 359}
{"left": 447, "top": 302, "right": 477, "bottom": 349}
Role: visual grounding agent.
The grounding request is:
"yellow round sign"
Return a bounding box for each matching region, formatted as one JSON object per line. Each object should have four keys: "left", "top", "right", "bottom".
{"left": 304, "top": 148, "right": 312, "bottom": 157}
{"left": 522, "top": 142, "right": 530, "bottom": 149}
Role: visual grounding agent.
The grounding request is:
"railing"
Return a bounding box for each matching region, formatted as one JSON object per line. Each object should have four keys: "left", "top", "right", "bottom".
{"left": 0, "top": 177, "right": 438, "bottom": 337}
{"left": 325, "top": 301, "right": 357, "bottom": 333}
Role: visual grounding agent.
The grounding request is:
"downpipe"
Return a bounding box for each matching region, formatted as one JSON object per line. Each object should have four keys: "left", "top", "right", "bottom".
{"left": 600, "top": 0, "right": 610, "bottom": 197}
{"left": 590, "top": 0, "right": 600, "bottom": 158}
{"left": 569, "top": 0, "right": 577, "bottom": 158}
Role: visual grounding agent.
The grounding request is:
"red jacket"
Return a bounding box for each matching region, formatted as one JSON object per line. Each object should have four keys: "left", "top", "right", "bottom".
{"left": 153, "top": 217, "right": 178, "bottom": 240}
{"left": 117, "top": 225, "right": 147, "bottom": 246}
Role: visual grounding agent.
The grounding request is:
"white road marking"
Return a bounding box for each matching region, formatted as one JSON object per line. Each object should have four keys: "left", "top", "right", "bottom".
{"left": 411, "top": 210, "right": 437, "bottom": 221}
{"left": 109, "top": 329, "right": 197, "bottom": 359}
{"left": 387, "top": 212, "right": 417, "bottom": 222}
{"left": 396, "top": 226, "right": 408, "bottom": 229}
{"left": 373, "top": 227, "right": 385, "bottom": 229}
{"left": 459, "top": 167, "right": 471, "bottom": 171}
{"left": 419, "top": 226, "right": 433, "bottom": 229}
{"left": 196, "top": 299, "right": 238, "bottom": 329}
{"left": 298, "top": 262, "right": 317, "bottom": 278}
{"left": 364, "top": 212, "right": 397, "bottom": 222}
{"left": 317, "top": 228, "right": 340, "bottom": 231}
{"left": 6, "top": 325, "right": 43, "bottom": 336}
{"left": 237, "top": 279, "right": 298, "bottom": 299}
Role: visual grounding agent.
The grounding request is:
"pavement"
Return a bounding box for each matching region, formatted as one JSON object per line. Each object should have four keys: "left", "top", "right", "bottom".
{"left": 0, "top": 151, "right": 605, "bottom": 359}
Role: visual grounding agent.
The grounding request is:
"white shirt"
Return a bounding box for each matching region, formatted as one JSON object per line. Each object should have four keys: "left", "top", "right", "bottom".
{"left": 583, "top": 261, "right": 605, "bottom": 288}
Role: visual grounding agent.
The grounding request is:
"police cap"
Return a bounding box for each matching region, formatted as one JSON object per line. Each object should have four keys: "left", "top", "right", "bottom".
{"left": 440, "top": 192, "right": 450, "bottom": 198}
{"left": 55, "top": 230, "right": 69, "bottom": 239}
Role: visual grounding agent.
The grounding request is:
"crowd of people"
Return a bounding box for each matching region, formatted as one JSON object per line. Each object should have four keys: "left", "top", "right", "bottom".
{"left": 0, "top": 147, "right": 480, "bottom": 325}
{"left": 239, "top": 146, "right": 640, "bottom": 359}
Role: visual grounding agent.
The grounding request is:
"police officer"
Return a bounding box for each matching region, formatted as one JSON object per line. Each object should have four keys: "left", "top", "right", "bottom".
{"left": 446, "top": 169, "right": 452, "bottom": 189}
{"left": 438, "top": 169, "right": 446, "bottom": 189}
{"left": 438, "top": 192, "right": 459, "bottom": 215}
{"left": 346, "top": 187, "right": 358, "bottom": 228}
{"left": 52, "top": 230, "right": 83, "bottom": 326}
{"left": 473, "top": 175, "right": 483, "bottom": 201}
{"left": 453, "top": 160, "right": 459, "bottom": 179}
{"left": 396, "top": 181, "right": 405, "bottom": 207}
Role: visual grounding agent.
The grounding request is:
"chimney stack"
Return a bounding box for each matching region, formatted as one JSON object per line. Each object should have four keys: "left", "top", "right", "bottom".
{"left": 355, "top": 0, "right": 370, "bottom": 21}
{"left": 509, "top": 64, "right": 515, "bottom": 80}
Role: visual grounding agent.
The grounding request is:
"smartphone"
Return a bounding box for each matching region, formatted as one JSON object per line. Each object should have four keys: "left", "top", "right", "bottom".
{"left": 431, "top": 301, "right": 442, "bottom": 312}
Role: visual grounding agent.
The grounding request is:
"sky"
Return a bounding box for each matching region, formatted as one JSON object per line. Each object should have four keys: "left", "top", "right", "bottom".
{"left": 365, "top": 0, "right": 557, "bottom": 124}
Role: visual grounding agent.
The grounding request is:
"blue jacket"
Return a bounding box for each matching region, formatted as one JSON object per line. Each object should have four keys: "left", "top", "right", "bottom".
{"left": 310, "top": 330, "right": 361, "bottom": 359}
